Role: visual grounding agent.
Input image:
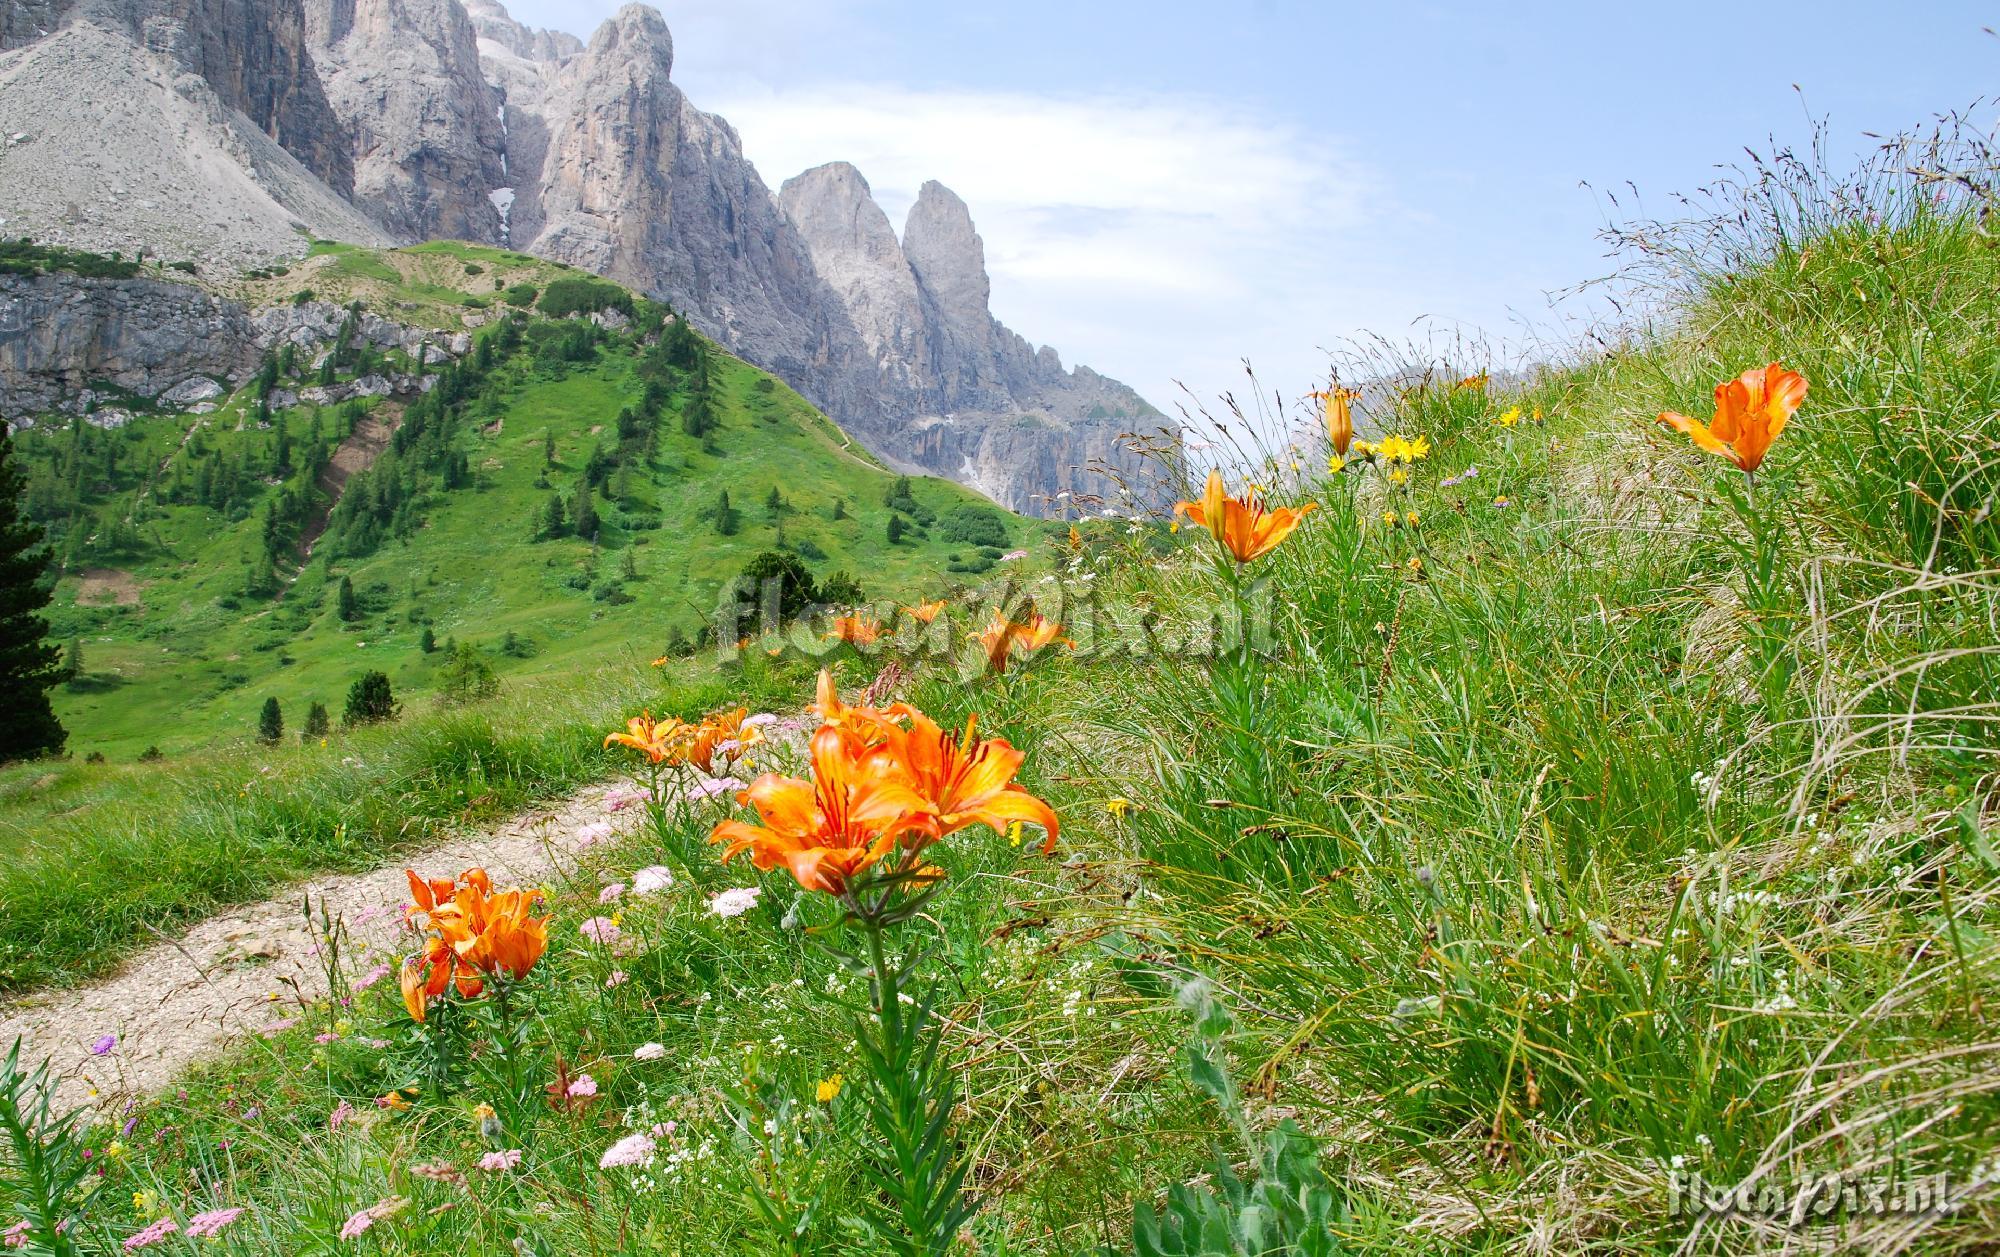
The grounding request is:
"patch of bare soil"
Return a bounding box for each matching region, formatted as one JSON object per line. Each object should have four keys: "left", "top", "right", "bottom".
{"left": 74, "top": 568, "right": 141, "bottom": 606}
{"left": 297, "top": 405, "right": 403, "bottom": 558}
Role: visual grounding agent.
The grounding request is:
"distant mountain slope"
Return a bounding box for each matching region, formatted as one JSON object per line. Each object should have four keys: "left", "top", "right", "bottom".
{"left": 0, "top": 0, "right": 1177, "bottom": 515}
{"left": 9, "top": 243, "right": 1039, "bottom": 756}
{"left": 0, "top": 7, "right": 387, "bottom": 269}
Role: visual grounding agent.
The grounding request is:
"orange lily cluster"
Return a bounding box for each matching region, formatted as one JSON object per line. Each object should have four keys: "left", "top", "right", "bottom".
{"left": 400, "top": 868, "right": 549, "bottom": 1023}
{"left": 1659, "top": 362, "right": 1807, "bottom": 475}
{"left": 975, "top": 611, "right": 1067, "bottom": 675}
{"left": 605, "top": 707, "right": 765, "bottom": 772}
{"left": 1174, "top": 470, "right": 1316, "bottom": 565}
{"left": 710, "top": 671, "right": 1059, "bottom": 897}
{"left": 827, "top": 613, "right": 884, "bottom": 646}
{"left": 903, "top": 600, "right": 947, "bottom": 624}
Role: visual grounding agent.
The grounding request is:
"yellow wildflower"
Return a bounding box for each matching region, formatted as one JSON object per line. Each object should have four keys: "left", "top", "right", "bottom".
{"left": 817, "top": 1073, "right": 845, "bottom": 1103}
{"left": 1105, "top": 797, "right": 1133, "bottom": 819}
{"left": 1406, "top": 511, "right": 1420, "bottom": 527}
{"left": 1495, "top": 406, "right": 1522, "bottom": 428}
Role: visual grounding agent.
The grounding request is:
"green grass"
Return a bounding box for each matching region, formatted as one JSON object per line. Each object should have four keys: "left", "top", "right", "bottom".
{"left": 10, "top": 254, "right": 1042, "bottom": 763}
{"left": 6, "top": 131, "right": 2000, "bottom": 1253}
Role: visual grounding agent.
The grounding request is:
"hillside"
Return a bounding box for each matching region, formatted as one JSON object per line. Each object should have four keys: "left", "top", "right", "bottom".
{"left": 9, "top": 243, "right": 1042, "bottom": 758}
{"left": 0, "top": 126, "right": 1994, "bottom": 1257}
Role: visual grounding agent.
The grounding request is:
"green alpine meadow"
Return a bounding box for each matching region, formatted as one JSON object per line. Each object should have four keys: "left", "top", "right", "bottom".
{"left": 0, "top": 2, "right": 1996, "bottom": 1253}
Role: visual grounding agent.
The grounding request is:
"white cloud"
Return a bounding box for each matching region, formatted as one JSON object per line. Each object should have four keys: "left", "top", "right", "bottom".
{"left": 712, "top": 84, "right": 1405, "bottom": 424}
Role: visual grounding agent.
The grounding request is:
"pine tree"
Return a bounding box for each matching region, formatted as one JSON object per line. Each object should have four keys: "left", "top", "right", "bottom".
{"left": 257, "top": 697, "right": 284, "bottom": 745}
{"left": 572, "top": 479, "right": 600, "bottom": 540}
{"left": 0, "top": 427, "right": 66, "bottom": 761}
{"left": 419, "top": 626, "right": 437, "bottom": 654}
{"left": 302, "top": 701, "right": 330, "bottom": 742}
{"left": 538, "top": 493, "right": 567, "bottom": 540}
{"left": 831, "top": 497, "right": 847, "bottom": 521}
{"left": 62, "top": 635, "right": 82, "bottom": 682}
{"left": 543, "top": 428, "right": 557, "bottom": 467}
{"left": 765, "top": 486, "right": 784, "bottom": 519}
{"left": 336, "top": 575, "right": 359, "bottom": 622}
{"left": 715, "top": 488, "right": 739, "bottom": 536}
{"left": 886, "top": 514, "right": 906, "bottom": 545}
{"left": 343, "top": 671, "right": 397, "bottom": 726}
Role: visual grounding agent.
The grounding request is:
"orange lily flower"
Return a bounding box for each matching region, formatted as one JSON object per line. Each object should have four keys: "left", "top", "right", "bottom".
{"left": 867, "top": 710, "right": 1059, "bottom": 854}
{"left": 399, "top": 958, "right": 432, "bottom": 1023}
{"left": 1659, "top": 362, "right": 1808, "bottom": 475}
{"left": 1311, "top": 386, "right": 1360, "bottom": 456}
{"left": 903, "top": 600, "right": 947, "bottom": 624}
{"left": 437, "top": 885, "right": 548, "bottom": 981}
{"left": 975, "top": 611, "right": 1067, "bottom": 675}
{"left": 603, "top": 712, "right": 691, "bottom": 764}
{"left": 711, "top": 726, "right": 931, "bottom": 894}
{"left": 681, "top": 707, "right": 765, "bottom": 773}
{"left": 812, "top": 669, "right": 914, "bottom": 747}
{"left": 827, "top": 613, "right": 883, "bottom": 646}
{"left": 1173, "top": 470, "right": 1316, "bottom": 565}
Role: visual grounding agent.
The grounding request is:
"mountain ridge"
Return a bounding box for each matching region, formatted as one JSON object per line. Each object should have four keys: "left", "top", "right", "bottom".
{"left": 0, "top": 0, "right": 1177, "bottom": 514}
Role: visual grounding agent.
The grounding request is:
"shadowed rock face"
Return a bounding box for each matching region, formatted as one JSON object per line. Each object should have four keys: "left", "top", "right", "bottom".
{"left": 304, "top": 0, "right": 507, "bottom": 241}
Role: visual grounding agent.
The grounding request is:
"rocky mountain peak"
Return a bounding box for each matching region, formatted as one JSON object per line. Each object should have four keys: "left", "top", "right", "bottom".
{"left": 903, "top": 180, "right": 994, "bottom": 340}
{"left": 461, "top": 0, "right": 578, "bottom": 62}
{"left": 584, "top": 3, "right": 672, "bottom": 76}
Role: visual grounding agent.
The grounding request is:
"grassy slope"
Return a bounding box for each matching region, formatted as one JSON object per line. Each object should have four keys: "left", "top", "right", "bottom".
{"left": 14, "top": 242, "right": 1038, "bottom": 761}
{"left": 11, "top": 164, "right": 2000, "bottom": 1254}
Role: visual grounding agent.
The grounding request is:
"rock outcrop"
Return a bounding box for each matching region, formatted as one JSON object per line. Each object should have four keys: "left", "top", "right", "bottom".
{"left": 0, "top": 272, "right": 259, "bottom": 416}
{"left": 304, "top": 0, "right": 508, "bottom": 242}
{"left": 0, "top": 272, "right": 470, "bottom": 421}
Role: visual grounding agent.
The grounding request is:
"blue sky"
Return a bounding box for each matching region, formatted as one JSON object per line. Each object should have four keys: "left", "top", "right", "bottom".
{"left": 502, "top": 0, "right": 1997, "bottom": 417}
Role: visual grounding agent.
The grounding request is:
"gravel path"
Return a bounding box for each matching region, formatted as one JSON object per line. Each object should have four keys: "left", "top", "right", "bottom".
{"left": 0, "top": 779, "right": 644, "bottom": 1112}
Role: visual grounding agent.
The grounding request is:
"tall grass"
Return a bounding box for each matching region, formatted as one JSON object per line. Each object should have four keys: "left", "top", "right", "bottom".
{"left": 7, "top": 119, "right": 2000, "bottom": 1253}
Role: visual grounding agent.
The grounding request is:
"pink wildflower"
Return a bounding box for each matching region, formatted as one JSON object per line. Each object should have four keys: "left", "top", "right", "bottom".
{"left": 598, "top": 883, "right": 626, "bottom": 904}
{"left": 337, "top": 1211, "right": 375, "bottom": 1241}
{"left": 477, "top": 1149, "right": 522, "bottom": 1173}
{"left": 579, "top": 917, "right": 621, "bottom": 946}
{"left": 708, "top": 887, "right": 761, "bottom": 919}
{"left": 576, "top": 821, "right": 614, "bottom": 846}
{"left": 597, "top": 1133, "right": 655, "bottom": 1169}
{"left": 328, "top": 1100, "right": 356, "bottom": 1130}
{"left": 122, "top": 1219, "right": 178, "bottom": 1251}
{"left": 183, "top": 1209, "right": 244, "bottom": 1239}
{"left": 604, "top": 971, "right": 629, "bottom": 989}
{"left": 631, "top": 866, "right": 673, "bottom": 895}
{"left": 566, "top": 1074, "right": 598, "bottom": 1099}
{"left": 604, "top": 787, "right": 650, "bottom": 812}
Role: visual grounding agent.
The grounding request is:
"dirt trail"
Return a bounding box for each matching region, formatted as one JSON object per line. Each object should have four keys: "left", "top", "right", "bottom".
{"left": 0, "top": 779, "right": 644, "bottom": 1112}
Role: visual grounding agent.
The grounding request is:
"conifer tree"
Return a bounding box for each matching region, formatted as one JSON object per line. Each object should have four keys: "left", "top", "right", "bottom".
{"left": 572, "top": 479, "right": 600, "bottom": 541}
{"left": 302, "top": 701, "right": 330, "bottom": 742}
{"left": 336, "top": 574, "right": 358, "bottom": 622}
{"left": 0, "top": 427, "right": 66, "bottom": 761}
{"left": 257, "top": 697, "right": 284, "bottom": 745}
